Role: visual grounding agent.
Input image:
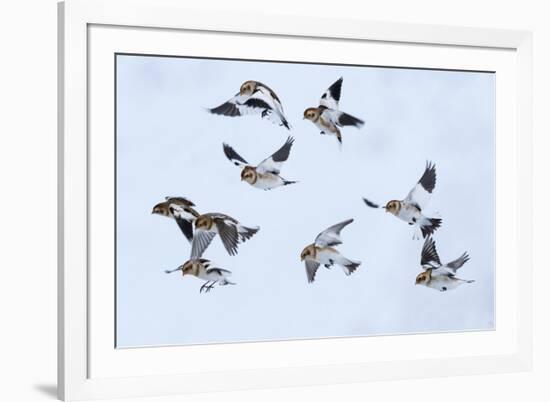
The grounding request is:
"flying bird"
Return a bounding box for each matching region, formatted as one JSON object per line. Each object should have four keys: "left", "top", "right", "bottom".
{"left": 303, "top": 77, "right": 364, "bottom": 145}
{"left": 151, "top": 196, "right": 200, "bottom": 242}
{"left": 415, "top": 237, "right": 473, "bottom": 292}
{"left": 223, "top": 136, "right": 297, "bottom": 190}
{"left": 208, "top": 80, "right": 291, "bottom": 129}
{"left": 191, "top": 213, "right": 259, "bottom": 258}
{"left": 165, "top": 258, "right": 235, "bottom": 293}
{"left": 362, "top": 161, "right": 442, "bottom": 238}
{"left": 300, "top": 219, "right": 361, "bottom": 283}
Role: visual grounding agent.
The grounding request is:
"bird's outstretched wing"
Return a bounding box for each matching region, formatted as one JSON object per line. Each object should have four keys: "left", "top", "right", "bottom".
{"left": 256, "top": 136, "right": 294, "bottom": 175}
{"left": 305, "top": 260, "right": 321, "bottom": 283}
{"left": 445, "top": 252, "right": 470, "bottom": 272}
{"left": 165, "top": 196, "right": 195, "bottom": 207}
{"left": 215, "top": 219, "right": 240, "bottom": 256}
{"left": 322, "top": 109, "right": 364, "bottom": 128}
{"left": 223, "top": 143, "right": 248, "bottom": 168}
{"left": 190, "top": 230, "right": 217, "bottom": 259}
{"left": 319, "top": 77, "right": 343, "bottom": 110}
{"left": 420, "top": 236, "right": 441, "bottom": 269}
{"left": 314, "top": 218, "right": 354, "bottom": 247}
{"left": 405, "top": 161, "right": 437, "bottom": 211}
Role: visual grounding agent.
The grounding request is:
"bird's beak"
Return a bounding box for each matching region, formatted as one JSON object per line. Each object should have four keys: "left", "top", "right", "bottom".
{"left": 302, "top": 116, "right": 306, "bottom": 120}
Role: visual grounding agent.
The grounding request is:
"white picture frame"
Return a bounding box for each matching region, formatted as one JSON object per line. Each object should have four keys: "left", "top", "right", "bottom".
{"left": 58, "top": 0, "right": 533, "bottom": 400}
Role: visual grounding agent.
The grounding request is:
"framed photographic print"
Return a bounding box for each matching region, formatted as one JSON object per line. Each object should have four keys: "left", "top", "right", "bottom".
{"left": 58, "top": 0, "right": 533, "bottom": 400}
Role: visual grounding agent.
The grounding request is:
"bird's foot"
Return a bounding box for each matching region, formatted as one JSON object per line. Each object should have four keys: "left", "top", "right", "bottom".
{"left": 324, "top": 264, "right": 332, "bottom": 269}
{"left": 199, "top": 282, "right": 211, "bottom": 294}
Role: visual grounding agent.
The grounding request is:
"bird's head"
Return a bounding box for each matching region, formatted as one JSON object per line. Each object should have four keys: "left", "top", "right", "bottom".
{"left": 300, "top": 244, "right": 316, "bottom": 261}
{"left": 415, "top": 271, "right": 431, "bottom": 286}
{"left": 180, "top": 260, "right": 195, "bottom": 277}
{"left": 240, "top": 80, "right": 257, "bottom": 96}
{"left": 303, "top": 108, "right": 320, "bottom": 122}
{"left": 151, "top": 202, "right": 169, "bottom": 216}
{"left": 384, "top": 200, "right": 401, "bottom": 215}
{"left": 195, "top": 215, "right": 213, "bottom": 231}
{"left": 241, "top": 166, "right": 257, "bottom": 184}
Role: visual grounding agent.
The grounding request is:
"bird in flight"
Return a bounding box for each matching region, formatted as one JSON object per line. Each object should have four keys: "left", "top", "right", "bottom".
{"left": 151, "top": 196, "right": 200, "bottom": 242}
{"left": 208, "top": 80, "right": 290, "bottom": 129}
{"left": 223, "top": 136, "right": 297, "bottom": 190}
{"left": 415, "top": 236, "right": 473, "bottom": 292}
{"left": 303, "top": 77, "right": 364, "bottom": 145}
{"left": 190, "top": 213, "right": 259, "bottom": 259}
{"left": 300, "top": 218, "right": 361, "bottom": 283}
{"left": 363, "top": 161, "right": 442, "bottom": 239}
{"left": 165, "top": 258, "right": 235, "bottom": 293}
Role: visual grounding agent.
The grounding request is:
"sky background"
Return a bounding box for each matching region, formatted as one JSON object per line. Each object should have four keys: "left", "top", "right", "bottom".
{"left": 115, "top": 55, "right": 495, "bottom": 348}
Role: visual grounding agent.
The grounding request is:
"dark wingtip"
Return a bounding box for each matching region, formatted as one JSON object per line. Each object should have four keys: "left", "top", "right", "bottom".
{"left": 362, "top": 198, "right": 380, "bottom": 208}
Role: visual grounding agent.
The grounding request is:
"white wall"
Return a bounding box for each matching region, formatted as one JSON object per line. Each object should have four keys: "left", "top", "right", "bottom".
{"left": 0, "top": 0, "right": 547, "bottom": 401}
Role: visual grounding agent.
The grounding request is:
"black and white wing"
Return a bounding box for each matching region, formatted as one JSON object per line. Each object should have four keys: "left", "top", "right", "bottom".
{"left": 405, "top": 161, "right": 437, "bottom": 211}
{"left": 322, "top": 109, "right": 364, "bottom": 128}
{"left": 305, "top": 260, "right": 321, "bottom": 283}
{"left": 319, "top": 77, "right": 343, "bottom": 110}
{"left": 256, "top": 136, "right": 294, "bottom": 175}
{"left": 214, "top": 219, "right": 240, "bottom": 256}
{"left": 420, "top": 236, "right": 442, "bottom": 270}
{"left": 168, "top": 205, "right": 195, "bottom": 243}
{"left": 314, "top": 219, "right": 354, "bottom": 247}
{"left": 208, "top": 93, "right": 243, "bottom": 117}
{"left": 444, "top": 252, "right": 470, "bottom": 273}
{"left": 255, "top": 82, "right": 291, "bottom": 129}
{"left": 209, "top": 94, "right": 272, "bottom": 117}
{"left": 165, "top": 196, "right": 195, "bottom": 207}
{"left": 223, "top": 143, "right": 248, "bottom": 168}
{"left": 190, "top": 230, "right": 217, "bottom": 259}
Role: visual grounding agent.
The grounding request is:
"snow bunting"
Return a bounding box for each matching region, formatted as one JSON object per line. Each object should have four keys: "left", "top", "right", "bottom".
{"left": 191, "top": 213, "right": 259, "bottom": 258}
{"left": 415, "top": 237, "right": 473, "bottom": 292}
{"left": 300, "top": 218, "right": 361, "bottom": 283}
{"left": 151, "top": 196, "right": 200, "bottom": 242}
{"left": 303, "top": 77, "right": 364, "bottom": 145}
{"left": 208, "top": 80, "right": 291, "bottom": 129}
{"left": 363, "top": 161, "right": 442, "bottom": 238}
{"left": 165, "top": 258, "right": 235, "bottom": 293}
{"left": 223, "top": 136, "right": 297, "bottom": 190}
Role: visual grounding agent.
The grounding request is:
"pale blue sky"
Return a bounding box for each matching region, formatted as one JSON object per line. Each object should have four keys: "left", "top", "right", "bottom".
{"left": 115, "top": 55, "right": 495, "bottom": 348}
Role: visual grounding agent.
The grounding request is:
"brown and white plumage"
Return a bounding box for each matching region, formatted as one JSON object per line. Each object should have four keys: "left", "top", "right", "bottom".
{"left": 208, "top": 80, "right": 290, "bottom": 129}
{"left": 415, "top": 237, "right": 473, "bottom": 292}
{"left": 300, "top": 219, "right": 361, "bottom": 283}
{"left": 303, "top": 77, "right": 364, "bottom": 145}
{"left": 165, "top": 258, "right": 235, "bottom": 293}
{"left": 191, "top": 213, "right": 259, "bottom": 258}
{"left": 223, "top": 136, "right": 297, "bottom": 190}
{"left": 363, "top": 161, "right": 442, "bottom": 239}
{"left": 151, "top": 196, "right": 200, "bottom": 242}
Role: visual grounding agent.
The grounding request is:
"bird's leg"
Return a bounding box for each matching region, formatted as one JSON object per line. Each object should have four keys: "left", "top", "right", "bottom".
{"left": 200, "top": 281, "right": 211, "bottom": 294}
{"left": 205, "top": 281, "right": 217, "bottom": 293}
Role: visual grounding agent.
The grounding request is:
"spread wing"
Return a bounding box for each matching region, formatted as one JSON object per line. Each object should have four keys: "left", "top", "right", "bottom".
{"left": 405, "top": 161, "right": 437, "bottom": 211}
{"left": 321, "top": 109, "right": 364, "bottom": 128}
{"left": 305, "top": 260, "right": 321, "bottom": 283}
{"left": 319, "top": 77, "right": 343, "bottom": 110}
{"left": 420, "top": 236, "right": 441, "bottom": 269}
{"left": 255, "top": 82, "right": 284, "bottom": 111}
{"left": 173, "top": 216, "right": 194, "bottom": 243}
{"left": 314, "top": 218, "right": 354, "bottom": 247}
{"left": 209, "top": 94, "right": 272, "bottom": 117}
{"left": 165, "top": 196, "right": 195, "bottom": 207}
{"left": 445, "top": 252, "right": 470, "bottom": 273}
{"left": 215, "top": 219, "right": 240, "bottom": 256}
{"left": 190, "top": 230, "right": 217, "bottom": 259}
{"left": 256, "top": 136, "right": 294, "bottom": 175}
{"left": 223, "top": 143, "right": 248, "bottom": 168}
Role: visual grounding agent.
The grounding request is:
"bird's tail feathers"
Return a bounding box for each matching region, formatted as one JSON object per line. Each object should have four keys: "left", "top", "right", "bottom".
{"left": 283, "top": 179, "right": 297, "bottom": 186}
{"left": 219, "top": 279, "right": 236, "bottom": 286}
{"left": 339, "top": 258, "right": 361, "bottom": 276}
{"left": 419, "top": 216, "right": 442, "bottom": 238}
{"left": 237, "top": 225, "right": 260, "bottom": 242}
